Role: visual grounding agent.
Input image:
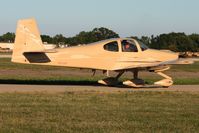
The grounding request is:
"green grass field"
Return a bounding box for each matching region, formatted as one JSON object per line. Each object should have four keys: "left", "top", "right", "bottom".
{"left": 171, "top": 61, "right": 199, "bottom": 72}
{"left": 0, "top": 91, "right": 198, "bottom": 133}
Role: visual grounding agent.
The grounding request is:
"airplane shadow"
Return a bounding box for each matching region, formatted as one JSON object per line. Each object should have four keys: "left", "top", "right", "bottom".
{"left": 0, "top": 79, "right": 99, "bottom": 86}
{"left": 0, "top": 79, "right": 163, "bottom": 89}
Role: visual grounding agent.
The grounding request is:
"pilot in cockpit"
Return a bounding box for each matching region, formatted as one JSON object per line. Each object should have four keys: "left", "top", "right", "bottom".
{"left": 122, "top": 40, "right": 137, "bottom": 52}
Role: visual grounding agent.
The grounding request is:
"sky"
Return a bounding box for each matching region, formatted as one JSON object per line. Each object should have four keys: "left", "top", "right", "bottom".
{"left": 0, "top": 0, "right": 199, "bottom": 37}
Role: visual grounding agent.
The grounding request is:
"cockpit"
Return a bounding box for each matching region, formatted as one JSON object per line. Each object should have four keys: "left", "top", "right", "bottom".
{"left": 103, "top": 39, "right": 148, "bottom": 52}
{"left": 121, "top": 40, "right": 138, "bottom": 52}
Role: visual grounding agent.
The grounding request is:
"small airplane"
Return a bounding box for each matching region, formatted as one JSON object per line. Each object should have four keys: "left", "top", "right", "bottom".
{"left": 11, "top": 18, "right": 196, "bottom": 88}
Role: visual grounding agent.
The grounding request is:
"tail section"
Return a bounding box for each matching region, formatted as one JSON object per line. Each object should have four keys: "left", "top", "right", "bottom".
{"left": 12, "top": 18, "right": 45, "bottom": 63}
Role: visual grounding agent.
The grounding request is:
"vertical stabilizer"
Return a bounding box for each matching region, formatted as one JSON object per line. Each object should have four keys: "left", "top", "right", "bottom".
{"left": 12, "top": 18, "right": 45, "bottom": 63}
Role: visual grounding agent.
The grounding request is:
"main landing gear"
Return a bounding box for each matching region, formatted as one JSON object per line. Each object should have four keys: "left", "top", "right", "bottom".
{"left": 98, "top": 71, "right": 124, "bottom": 86}
{"left": 98, "top": 67, "right": 173, "bottom": 88}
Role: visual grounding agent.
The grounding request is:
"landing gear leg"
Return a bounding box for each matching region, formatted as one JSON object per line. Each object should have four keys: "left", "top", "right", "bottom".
{"left": 98, "top": 71, "right": 124, "bottom": 86}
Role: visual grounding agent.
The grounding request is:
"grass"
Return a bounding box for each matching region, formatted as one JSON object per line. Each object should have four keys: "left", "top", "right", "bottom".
{"left": 174, "top": 78, "right": 199, "bottom": 85}
{"left": 0, "top": 58, "right": 69, "bottom": 70}
{"left": 0, "top": 91, "right": 198, "bottom": 133}
{"left": 0, "top": 52, "right": 11, "bottom": 55}
{"left": 171, "top": 61, "right": 199, "bottom": 72}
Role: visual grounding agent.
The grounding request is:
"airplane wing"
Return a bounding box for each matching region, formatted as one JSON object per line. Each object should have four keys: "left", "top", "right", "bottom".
{"left": 168, "top": 58, "right": 199, "bottom": 65}
{"left": 112, "top": 58, "right": 199, "bottom": 71}
{"left": 112, "top": 61, "right": 163, "bottom": 71}
{"left": 170, "top": 59, "right": 194, "bottom": 65}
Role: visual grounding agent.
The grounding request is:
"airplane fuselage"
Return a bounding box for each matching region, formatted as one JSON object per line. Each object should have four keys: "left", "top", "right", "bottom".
{"left": 20, "top": 38, "right": 178, "bottom": 71}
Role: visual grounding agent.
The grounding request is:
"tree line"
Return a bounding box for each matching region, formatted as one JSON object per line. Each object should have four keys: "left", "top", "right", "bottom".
{"left": 0, "top": 28, "right": 199, "bottom": 52}
{"left": 135, "top": 33, "right": 199, "bottom": 52}
{"left": 41, "top": 27, "right": 119, "bottom": 46}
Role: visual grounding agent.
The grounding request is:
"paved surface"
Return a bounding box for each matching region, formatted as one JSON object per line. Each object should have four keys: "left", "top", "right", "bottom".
{"left": 0, "top": 84, "right": 198, "bottom": 93}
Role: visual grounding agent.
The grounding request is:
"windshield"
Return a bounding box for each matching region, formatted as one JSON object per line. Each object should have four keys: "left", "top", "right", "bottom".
{"left": 138, "top": 41, "right": 149, "bottom": 51}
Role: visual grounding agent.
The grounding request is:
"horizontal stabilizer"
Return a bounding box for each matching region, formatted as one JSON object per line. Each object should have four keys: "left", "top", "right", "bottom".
{"left": 23, "top": 52, "right": 51, "bottom": 63}
{"left": 24, "top": 49, "right": 57, "bottom": 53}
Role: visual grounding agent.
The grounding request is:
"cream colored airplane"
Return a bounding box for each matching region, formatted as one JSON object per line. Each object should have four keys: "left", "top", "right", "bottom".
{"left": 11, "top": 18, "right": 195, "bottom": 88}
